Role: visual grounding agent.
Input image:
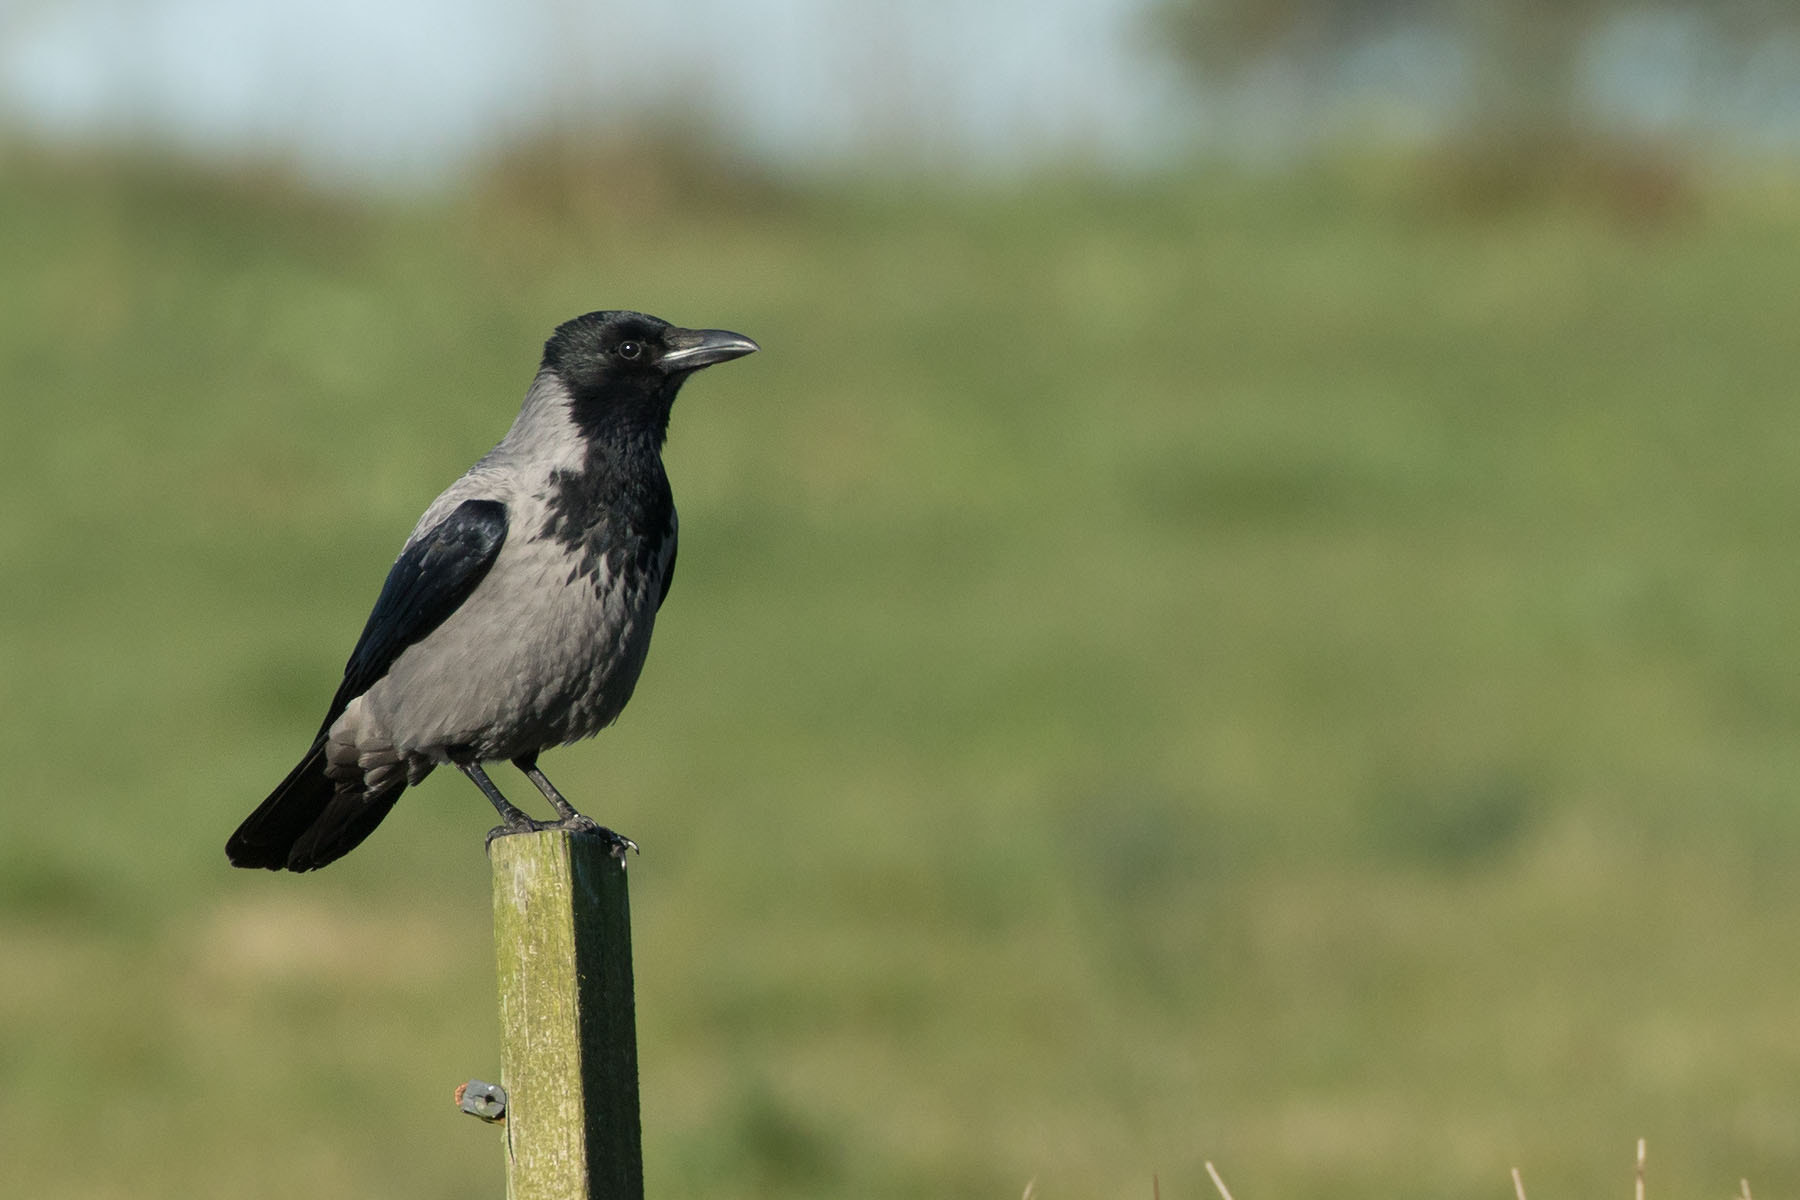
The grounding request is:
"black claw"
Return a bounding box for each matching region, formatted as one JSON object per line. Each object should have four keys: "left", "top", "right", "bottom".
{"left": 559, "top": 814, "right": 638, "bottom": 856}
{"left": 485, "top": 818, "right": 545, "bottom": 850}
{"left": 588, "top": 825, "right": 639, "bottom": 857}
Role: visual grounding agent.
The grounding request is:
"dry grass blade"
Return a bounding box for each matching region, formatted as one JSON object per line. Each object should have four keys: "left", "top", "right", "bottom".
{"left": 1636, "top": 1138, "right": 1646, "bottom": 1200}
{"left": 1205, "top": 1161, "right": 1237, "bottom": 1200}
{"left": 1739, "top": 1180, "right": 1751, "bottom": 1200}
{"left": 1021, "top": 1179, "right": 1036, "bottom": 1200}
{"left": 1512, "top": 1166, "right": 1528, "bottom": 1200}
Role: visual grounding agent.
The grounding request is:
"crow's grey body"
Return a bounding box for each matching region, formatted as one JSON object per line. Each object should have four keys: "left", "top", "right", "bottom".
{"left": 326, "top": 369, "right": 676, "bottom": 795}
{"left": 228, "top": 311, "right": 755, "bottom": 872}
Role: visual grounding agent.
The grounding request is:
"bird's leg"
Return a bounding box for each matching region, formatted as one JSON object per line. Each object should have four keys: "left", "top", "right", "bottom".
{"left": 513, "top": 754, "right": 638, "bottom": 855}
{"left": 512, "top": 753, "right": 583, "bottom": 821}
{"left": 457, "top": 760, "right": 557, "bottom": 849}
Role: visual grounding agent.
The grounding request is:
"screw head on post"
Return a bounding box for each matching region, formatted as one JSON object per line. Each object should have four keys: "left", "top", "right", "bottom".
{"left": 455, "top": 1079, "right": 508, "bottom": 1123}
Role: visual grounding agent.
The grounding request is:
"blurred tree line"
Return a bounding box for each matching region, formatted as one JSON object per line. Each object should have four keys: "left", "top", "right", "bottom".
{"left": 1154, "top": 0, "right": 1800, "bottom": 219}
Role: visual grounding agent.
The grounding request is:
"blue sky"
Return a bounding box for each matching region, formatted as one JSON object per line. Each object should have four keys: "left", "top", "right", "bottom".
{"left": 0, "top": 0, "right": 1193, "bottom": 186}
{"left": 7, "top": 1, "right": 1800, "bottom": 189}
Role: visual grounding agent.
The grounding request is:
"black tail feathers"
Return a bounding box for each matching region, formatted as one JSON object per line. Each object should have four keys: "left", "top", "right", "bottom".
{"left": 227, "top": 741, "right": 404, "bottom": 872}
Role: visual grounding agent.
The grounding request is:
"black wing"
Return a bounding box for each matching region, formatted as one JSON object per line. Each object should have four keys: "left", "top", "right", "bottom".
{"left": 657, "top": 537, "right": 677, "bottom": 610}
{"left": 315, "top": 497, "right": 508, "bottom": 735}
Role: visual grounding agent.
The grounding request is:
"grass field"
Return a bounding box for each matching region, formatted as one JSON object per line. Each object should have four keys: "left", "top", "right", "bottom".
{"left": 5, "top": 144, "right": 1800, "bottom": 1198}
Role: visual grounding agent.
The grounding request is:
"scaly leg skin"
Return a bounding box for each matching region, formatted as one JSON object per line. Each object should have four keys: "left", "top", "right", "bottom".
{"left": 513, "top": 754, "right": 639, "bottom": 857}
{"left": 456, "top": 761, "right": 557, "bottom": 850}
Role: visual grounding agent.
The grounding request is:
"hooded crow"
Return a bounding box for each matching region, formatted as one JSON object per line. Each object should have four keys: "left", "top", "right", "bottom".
{"left": 227, "top": 310, "right": 758, "bottom": 871}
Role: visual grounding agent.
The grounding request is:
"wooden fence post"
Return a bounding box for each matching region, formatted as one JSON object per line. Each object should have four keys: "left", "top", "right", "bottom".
{"left": 489, "top": 830, "right": 644, "bottom": 1200}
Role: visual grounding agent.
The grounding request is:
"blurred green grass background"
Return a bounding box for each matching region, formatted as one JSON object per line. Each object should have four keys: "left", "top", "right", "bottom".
{"left": 5, "top": 145, "right": 1800, "bottom": 1198}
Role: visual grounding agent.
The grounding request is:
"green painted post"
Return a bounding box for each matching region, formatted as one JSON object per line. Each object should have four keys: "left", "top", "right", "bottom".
{"left": 489, "top": 830, "right": 644, "bottom": 1200}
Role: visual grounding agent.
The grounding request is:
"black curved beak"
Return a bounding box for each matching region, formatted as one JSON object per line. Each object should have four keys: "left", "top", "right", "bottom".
{"left": 661, "top": 327, "right": 760, "bottom": 373}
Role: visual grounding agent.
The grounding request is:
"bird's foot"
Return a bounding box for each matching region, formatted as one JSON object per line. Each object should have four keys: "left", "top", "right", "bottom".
{"left": 556, "top": 814, "right": 639, "bottom": 858}
{"left": 485, "top": 814, "right": 638, "bottom": 858}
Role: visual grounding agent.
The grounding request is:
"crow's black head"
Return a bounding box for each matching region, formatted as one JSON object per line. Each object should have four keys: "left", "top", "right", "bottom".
{"left": 542, "top": 310, "right": 758, "bottom": 444}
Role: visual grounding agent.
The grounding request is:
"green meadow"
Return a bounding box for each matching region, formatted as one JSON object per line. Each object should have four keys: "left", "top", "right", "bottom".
{"left": 6, "top": 146, "right": 1800, "bottom": 1198}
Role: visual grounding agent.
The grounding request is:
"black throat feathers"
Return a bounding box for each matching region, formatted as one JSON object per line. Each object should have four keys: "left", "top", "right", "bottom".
{"left": 540, "top": 436, "right": 675, "bottom": 593}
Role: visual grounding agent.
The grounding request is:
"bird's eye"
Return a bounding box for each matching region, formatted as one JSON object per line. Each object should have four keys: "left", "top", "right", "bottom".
{"left": 617, "top": 341, "right": 643, "bottom": 360}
